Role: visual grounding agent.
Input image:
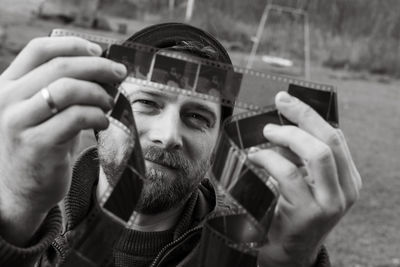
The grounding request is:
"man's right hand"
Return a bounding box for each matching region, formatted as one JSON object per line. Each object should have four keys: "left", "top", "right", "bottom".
{"left": 0, "top": 36, "right": 127, "bottom": 246}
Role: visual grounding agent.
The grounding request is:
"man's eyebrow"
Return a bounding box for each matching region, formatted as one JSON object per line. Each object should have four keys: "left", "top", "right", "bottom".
{"left": 127, "top": 88, "right": 174, "bottom": 100}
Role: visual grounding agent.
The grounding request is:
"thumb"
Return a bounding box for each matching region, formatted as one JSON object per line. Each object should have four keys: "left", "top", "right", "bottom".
{"left": 68, "top": 133, "right": 82, "bottom": 158}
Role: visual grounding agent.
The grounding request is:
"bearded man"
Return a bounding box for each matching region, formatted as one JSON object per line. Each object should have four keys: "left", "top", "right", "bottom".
{"left": 0, "top": 23, "right": 361, "bottom": 267}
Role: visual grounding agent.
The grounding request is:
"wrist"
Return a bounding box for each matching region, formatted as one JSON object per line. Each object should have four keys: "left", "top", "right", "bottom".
{"left": 258, "top": 246, "right": 320, "bottom": 267}
{"left": 258, "top": 258, "right": 317, "bottom": 267}
{"left": 0, "top": 186, "right": 50, "bottom": 246}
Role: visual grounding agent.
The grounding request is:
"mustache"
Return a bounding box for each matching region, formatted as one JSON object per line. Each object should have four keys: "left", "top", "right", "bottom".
{"left": 143, "top": 146, "right": 191, "bottom": 171}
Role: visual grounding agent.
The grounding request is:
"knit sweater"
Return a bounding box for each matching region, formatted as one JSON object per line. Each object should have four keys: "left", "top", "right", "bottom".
{"left": 0, "top": 147, "right": 331, "bottom": 267}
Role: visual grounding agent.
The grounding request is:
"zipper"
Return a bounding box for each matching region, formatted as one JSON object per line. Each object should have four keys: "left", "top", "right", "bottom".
{"left": 149, "top": 225, "right": 202, "bottom": 267}
{"left": 52, "top": 238, "right": 67, "bottom": 261}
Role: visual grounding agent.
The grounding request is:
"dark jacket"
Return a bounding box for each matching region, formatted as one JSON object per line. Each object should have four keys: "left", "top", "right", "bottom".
{"left": 0, "top": 147, "right": 330, "bottom": 267}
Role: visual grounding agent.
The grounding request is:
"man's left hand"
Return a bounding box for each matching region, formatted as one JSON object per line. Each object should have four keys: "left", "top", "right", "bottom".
{"left": 248, "top": 91, "right": 362, "bottom": 267}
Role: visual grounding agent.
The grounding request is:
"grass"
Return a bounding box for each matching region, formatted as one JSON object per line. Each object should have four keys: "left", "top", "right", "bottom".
{"left": 0, "top": 2, "right": 399, "bottom": 266}
{"left": 310, "top": 68, "right": 400, "bottom": 267}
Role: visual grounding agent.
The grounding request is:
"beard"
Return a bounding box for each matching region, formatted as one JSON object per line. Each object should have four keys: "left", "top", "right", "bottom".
{"left": 97, "top": 128, "right": 210, "bottom": 215}
{"left": 135, "top": 146, "right": 209, "bottom": 214}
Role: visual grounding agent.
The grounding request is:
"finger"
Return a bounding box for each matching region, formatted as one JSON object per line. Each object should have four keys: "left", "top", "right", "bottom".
{"left": 337, "top": 129, "right": 362, "bottom": 190}
{"left": 248, "top": 146, "right": 304, "bottom": 168}
{"left": 12, "top": 57, "right": 127, "bottom": 100}
{"left": 1, "top": 37, "right": 103, "bottom": 80}
{"left": 270, "top": 146, "right": 303, "bottom": 166}
{"left": 15, "top": 78, "right": 115, "bottom": 127}
{"left": 247, "top": 148, "right": 312, "bottom": 205}
{"left": 27, "top": 105, "right": 109, "bottom": 144}
{"left": 275, "top": 91, "right": 333, "bottom": 138}
{"left": 263, "top": 124, "right": 342, "bottom": 205}
{"left": 275, "top": 92, "right": 361, "bottom": 201}
{"left": 322, "top": 129, "right": 362, "bottom": 202}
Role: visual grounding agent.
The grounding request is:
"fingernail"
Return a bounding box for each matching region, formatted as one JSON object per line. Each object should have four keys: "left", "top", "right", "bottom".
{"left": 113, "top": 63, "right": 127, "bottom": 78}
{"left": 103, "top": 116, "right": 110, "bottom": 128}
{"left": 87, "top": 43, "right": 102, "bottom": 56}
{"left": 248, "top": 146, "right": 260, "bottom": 153}
{"left": 277, "top": 91, "right": 292, "bottom": 103}
{"left": 264, "top": 123, "right": 279, "bottom": 133}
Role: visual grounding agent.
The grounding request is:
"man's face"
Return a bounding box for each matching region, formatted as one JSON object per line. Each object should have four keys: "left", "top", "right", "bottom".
{"left": 98, "top": 82, "right": 221, "bottom": 214}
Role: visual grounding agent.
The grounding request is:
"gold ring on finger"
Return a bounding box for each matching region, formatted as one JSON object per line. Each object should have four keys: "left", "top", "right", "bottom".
{"left": 40, "top": 87, "right": 58, "bottom": 115}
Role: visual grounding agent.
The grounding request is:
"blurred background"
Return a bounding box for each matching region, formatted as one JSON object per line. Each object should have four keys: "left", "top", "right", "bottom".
{"left": 0, "top": 0, "right": 399, "bottom": 266}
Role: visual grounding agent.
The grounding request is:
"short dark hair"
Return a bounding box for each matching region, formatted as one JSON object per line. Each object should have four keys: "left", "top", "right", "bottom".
{"left": 124, "top": 23, "right": 234, "bottom": 124}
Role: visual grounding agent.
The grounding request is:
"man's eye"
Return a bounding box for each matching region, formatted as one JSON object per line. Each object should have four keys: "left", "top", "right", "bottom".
{"left": 137, "top": 99, "right": 156, "bottom": 106}
{"left": 186, "top": 113, "right": 211, "bottom": 128}
{"left": 132, "top": 99, "right": 158, "bottom": 112}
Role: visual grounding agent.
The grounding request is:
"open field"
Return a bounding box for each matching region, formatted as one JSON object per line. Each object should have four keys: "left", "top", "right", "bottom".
{"left": 0, "top": 2, "right": 399, "bottom": 266}
{"left": 313, "top": 70, "right": 400, "bottom": 267}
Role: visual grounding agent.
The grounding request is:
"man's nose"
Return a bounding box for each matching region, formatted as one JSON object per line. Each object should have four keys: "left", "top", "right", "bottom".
{"left": 149, "top": 109, "right": 183, "bottom": 150}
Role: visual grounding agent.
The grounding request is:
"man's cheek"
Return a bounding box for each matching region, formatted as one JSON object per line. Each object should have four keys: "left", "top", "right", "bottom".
{"left": 131, "top": 114, "right": 147, "bottom": 140}
{"left": 98, "top": 123, "right": 132, "bottom": 166}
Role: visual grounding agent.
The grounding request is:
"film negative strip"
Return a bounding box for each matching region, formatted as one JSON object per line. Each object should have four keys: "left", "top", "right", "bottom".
{"left": 97, "top": 84, "right": 146, "bottom": 224}
{"left": 49, "top": 29, "right": 339, "bottom": 266}
{"left": 197, "top": 108, "right": 279, "bottom": 266}
{"left": 50, "top": 29, "right": 338, "bottom": 127}
{"left": 55, "top": 87, "right": 146, "bottom": 267}
{"left": 50, "top": 30, "right": 147, "bottom": 266}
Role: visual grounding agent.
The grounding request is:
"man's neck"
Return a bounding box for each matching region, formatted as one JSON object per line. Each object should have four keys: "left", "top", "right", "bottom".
{"left": 97, "top": 167, "right": 184, "bottom": 232}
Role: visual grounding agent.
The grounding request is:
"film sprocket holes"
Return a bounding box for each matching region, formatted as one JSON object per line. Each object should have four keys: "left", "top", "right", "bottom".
{"left": 50, "top": 29, "right": 338, "bottom": 126}
{"left": 49, "top": 29, "right": 339, "bottom": 267}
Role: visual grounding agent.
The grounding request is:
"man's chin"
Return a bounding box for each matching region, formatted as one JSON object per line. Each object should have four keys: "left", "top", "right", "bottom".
{"left": 133, "top": 169, "right": 195, "bottom": 215}
{"left": 134, "top": 183, "right": 191, "bottom": 215}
